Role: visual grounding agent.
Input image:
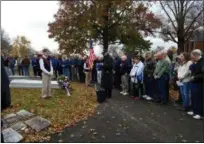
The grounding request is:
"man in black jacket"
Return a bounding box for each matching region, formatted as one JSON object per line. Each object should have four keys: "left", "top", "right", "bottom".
{"left": 101, "top": 52, "right": 114, "bottom": 98}
{"left": 1, "top": 55, "right": 12, "bottom": 143}
{"left": 188, "top": 49, "right": 204, "bottom": 120}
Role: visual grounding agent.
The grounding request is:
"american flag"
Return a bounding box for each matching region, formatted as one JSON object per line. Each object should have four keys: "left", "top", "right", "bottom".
{"left": 88, "top": 39, "right": 96, "bottom": 69}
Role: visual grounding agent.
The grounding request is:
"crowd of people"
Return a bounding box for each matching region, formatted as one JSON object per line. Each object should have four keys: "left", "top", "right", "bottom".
{"left": 1, "top": 47, "right": 203, "bottom": 120}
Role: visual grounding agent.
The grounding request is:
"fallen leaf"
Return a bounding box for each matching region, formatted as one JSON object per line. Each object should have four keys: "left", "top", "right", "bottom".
{"left": 70, "top": 134, "right": 75, "bottom": 138}
{"left": 116, "top": 133, "right": 121, "bottom": 136}
{"left": 58, "top": 139, "right": 63, "bottom": 142}
{"left": 93, "top": 132, "right": 98, "bottom": 135}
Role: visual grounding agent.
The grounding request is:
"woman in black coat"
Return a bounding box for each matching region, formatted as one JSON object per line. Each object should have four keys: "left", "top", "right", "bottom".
{"left": 101, "top": 53, "right": 114, "bottom": 98}
{"left": 1, "top": 56, "right": 11, "bottom": 143}
{"left": 1, "top": 56, "right": 11, "bottom": 110}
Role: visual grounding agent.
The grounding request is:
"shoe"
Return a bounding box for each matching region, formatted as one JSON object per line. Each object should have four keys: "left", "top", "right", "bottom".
{"left": 123, "top": 92, "right": 128, "bottom": 96}
{"left": 193, "top": 115, "right": 201, "bottom": 120}
{"left": 187, "top": 111, "right": 194, "bottom": 116}
{"left": 146, "top": 96, "right": 152, "bottom": 101}
{"left": 142, "top": 95, "right": 148, "bottom": 99}
{"left": 120, "top": 91, "right": 124, "bottom": 94}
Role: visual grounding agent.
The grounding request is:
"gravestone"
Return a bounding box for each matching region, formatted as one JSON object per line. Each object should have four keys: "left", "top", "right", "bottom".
{"left": 3, "top": 113, "right": 20, "bottom": 124}
{"left": 9, "top": 75, "right": 41, "bottom": 81}
{"left": 2, "top": 128, "right": 23, "bottom": 143}
{"left": 16, "top": 109, "right": 34, "bottom": 120}
{"left": 10, "top": 79, "right": 59, "bottom": 89}
{"left": 25, "top": 116, "right": 51, "bottom": 132}
{"left": 11, "top": 122, "right": 27, "bottom": 131}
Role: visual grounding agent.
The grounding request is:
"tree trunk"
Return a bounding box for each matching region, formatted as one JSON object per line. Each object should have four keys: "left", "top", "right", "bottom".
{"left": 177, "top": 38, "right": 185, "bottom": 54}
{"left": 102, "top": 3, "right": 111, "bottom": 54}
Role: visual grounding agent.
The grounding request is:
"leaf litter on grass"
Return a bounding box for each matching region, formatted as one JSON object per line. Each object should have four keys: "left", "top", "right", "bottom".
{"left": 1, "top": 82, "right": 98, "bottom": 142}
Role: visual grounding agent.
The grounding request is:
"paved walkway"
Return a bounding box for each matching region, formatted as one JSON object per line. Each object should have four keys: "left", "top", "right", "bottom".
{"left": 48, "top": 90, "right": 204, "bottom": 143}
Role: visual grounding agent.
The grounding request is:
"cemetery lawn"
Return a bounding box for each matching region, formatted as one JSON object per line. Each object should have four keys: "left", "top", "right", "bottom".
{"left": 1, "top": 82, "right": 97, "bottom": 142}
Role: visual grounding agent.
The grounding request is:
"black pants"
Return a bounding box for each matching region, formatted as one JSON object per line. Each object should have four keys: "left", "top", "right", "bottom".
{"left": 54, "top": 69, "right": 58, "bottom": 79}
{"left": 105, "top": 88, "right": 112, "bottom": 98}
{"left": 114, "top": 72, "right": 121, "bottom": 90}
{"left": 78, "top": 69, "right": 85, "bottom": 83}
{"left": 33, "top": 66, "right": 38, "bottom": 76}
{"left": 1, "top": 121, "right": 4, "bottom": 143}
{"left": 131, "top": 82, "right": 143, "bottom": 98}
{"left": 18, "top": 66, "right": 23, "bottom": 75}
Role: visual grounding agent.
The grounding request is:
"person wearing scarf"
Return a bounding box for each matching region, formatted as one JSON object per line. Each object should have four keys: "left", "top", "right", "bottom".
{"left": 39, "top": 48, "right": 53, "bottom": 99}
{"left": 130, "top": 54, "right": 144, "bottom": 100}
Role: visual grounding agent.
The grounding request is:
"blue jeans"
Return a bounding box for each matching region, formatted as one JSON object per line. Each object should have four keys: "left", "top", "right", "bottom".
{"left": 179, "top": 82, "right": 190, "bottom": 109}
{"left": 62, "top": 68, "right": 70, "bottom": 80}
{"left": 23, "top": 66, "right": 29, "bottom": 76}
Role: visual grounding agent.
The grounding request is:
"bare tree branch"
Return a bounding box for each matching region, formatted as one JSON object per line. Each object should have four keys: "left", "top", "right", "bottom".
{"left": 184, "top": 8, "right": 204, "bottom": 36}
{"left": 160, "top": 1, "right": 177, "bottom": 31}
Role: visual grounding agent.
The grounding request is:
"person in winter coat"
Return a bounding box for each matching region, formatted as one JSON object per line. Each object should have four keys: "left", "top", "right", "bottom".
{"left": 177, "top": 52, "right": 192, "bottom": 111}
{"left": 17, "top": 56, "right": 23, "bottom": 75}
{"left": 8, "top": 54, "right": 16, "bottom": 75}
{"left": 130, "top": 54, "right": 144, "bottom": 100}
{"left": 113, "top": 56, "right": 122, "bottom": 90}
{"left": 32, "top": 54, "right": 38, "bottom": 76}
{"left": 1, "top": 55, "right": 12, "bottom": 143}
{"left": 153, "top": 49, "right": 170, "bottom": 104}
{"left": 78, "top": 55, "right": 85, "bottom": 83}
{"left": 62, "top": 55, "right": 70, "bottom": 80}
{"left": 143, "top": 52, "right": 156, "bottom": 100}
{"left": 120, "top": 55, "right": 130, "bottom": 96}
{"left": 101, "top": 52, "right": 114, "bottom": 98}
{"left": 188, "top": 49, "right": 204, "bottom": 120}
{"left": 22, "top": 56, "right": 30, "bottom": 76}
{"left": 51, "top": 55, "right": 58, "bottom": 79}
{"left": 57, "top": 56, "right": 63, "bottom": 76}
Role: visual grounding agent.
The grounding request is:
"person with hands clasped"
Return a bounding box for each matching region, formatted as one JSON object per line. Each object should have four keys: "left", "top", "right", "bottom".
{"left": 153, "top": 49, "right": 170, "bottom": 104}
{"left": 39, "top": 48, "right": 53, "bottom": 99}
{"left": 130, "top": 54, "right": 144, "bottom": 100}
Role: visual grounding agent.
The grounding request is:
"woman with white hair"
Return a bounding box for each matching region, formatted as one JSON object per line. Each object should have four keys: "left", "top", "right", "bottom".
{"left": 188, "top": 49, "right": 204, "bottom": 119}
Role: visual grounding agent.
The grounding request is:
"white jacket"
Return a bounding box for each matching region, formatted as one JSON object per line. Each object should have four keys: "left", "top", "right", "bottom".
{"left": 177, "top": 61, "right": 192, "bottom": 83}
{"left": 130, "top": 61, "right": 144, "bottom": 83}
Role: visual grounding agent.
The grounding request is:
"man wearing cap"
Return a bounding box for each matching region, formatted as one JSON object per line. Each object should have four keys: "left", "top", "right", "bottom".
{"left": 188, "top": 49, "right": 204, "bottom": 119}
{"left": 39, "top": 49, "right": 53, "bottom": 99}
{"left": 154, "top": 48, "right": 170, "bottom": 104}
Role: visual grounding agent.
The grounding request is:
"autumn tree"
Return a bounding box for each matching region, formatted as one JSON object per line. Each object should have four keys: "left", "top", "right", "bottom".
{"left": 48, "top": 0, "right": 161, "bottom": 54}
{"left": 12, "top": 36, "right": 31, "bottom": 58}
{"left": 159, "top": 0, "right": 204, "bottom": 53}
{"left": 1, "top": 29, "right": 11, "bottom": 54}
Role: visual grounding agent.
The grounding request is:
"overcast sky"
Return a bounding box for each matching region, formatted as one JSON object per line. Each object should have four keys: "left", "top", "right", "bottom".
{"left": 1, "top": 1, "right": 177, "bottom": 52}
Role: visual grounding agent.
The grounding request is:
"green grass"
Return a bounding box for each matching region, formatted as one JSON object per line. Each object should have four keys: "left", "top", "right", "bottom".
{"left": 2, "top": 82, "right": 97, "bottom": 142}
